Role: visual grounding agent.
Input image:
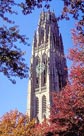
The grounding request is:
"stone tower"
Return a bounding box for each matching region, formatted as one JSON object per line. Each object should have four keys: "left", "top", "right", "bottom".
{"left": 27, "top": 11, "right": 68, "bottom": 123}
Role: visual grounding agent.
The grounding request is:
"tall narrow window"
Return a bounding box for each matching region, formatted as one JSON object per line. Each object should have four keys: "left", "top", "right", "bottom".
{"left": 42, "top": 95, "right": 46, "bottom": 118}
{"left": 35, "top": 56, "right": 40, "bottom": 88}
{"left": 58, "top": 73, "right": 62, "bottom": 90}
{"left": 35, "top": 97, "right": 39, "bottom": 117}
{"left": 36, "top": 77, "right": 39, "bottom": 88}
{"left": 53, "top": 34, "right": 56, "bottom": 44}
{"left": 42, "top": 53, "right": 47, "bottom": 86}
{"left": 41, "top": 29, "right": 44, "bottom": 44}
{"left": 43, "top": 70, "right": 46, "bottom": 84}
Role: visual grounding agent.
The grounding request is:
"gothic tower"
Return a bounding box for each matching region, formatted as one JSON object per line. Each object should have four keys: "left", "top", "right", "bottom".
{"left": 27, "top": 11, "right": 68, "bottom": 123}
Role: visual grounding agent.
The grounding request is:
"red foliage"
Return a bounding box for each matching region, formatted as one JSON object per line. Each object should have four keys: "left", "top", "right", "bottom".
{"left": 34, "top": 121, "right": 49, "bottom": 136}
{"left": 44, "top": 29, "right": 84, "bottom": 136}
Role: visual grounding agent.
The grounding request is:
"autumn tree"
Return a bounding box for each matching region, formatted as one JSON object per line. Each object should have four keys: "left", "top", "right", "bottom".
{"left": 61, "top": 0, "right": 84, "bottom": 35}
{"left": 33, "top": 120, "right": 50, "bottom": 136}
{"left": 44, "top": 1, "right": 84, "bottom": 135}
{"left": 0, "top": 110, "right": 35, "bottom": 136}
{"left": 0, "top": 0, "right": 30, "bottom": 83}
{"left": 42, "top": 13, "right": 84, "bottom": 136}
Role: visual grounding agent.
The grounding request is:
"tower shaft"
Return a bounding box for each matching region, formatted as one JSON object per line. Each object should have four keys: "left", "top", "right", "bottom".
{"left": 27, "top": 11, "right": 68, "bottom": 123}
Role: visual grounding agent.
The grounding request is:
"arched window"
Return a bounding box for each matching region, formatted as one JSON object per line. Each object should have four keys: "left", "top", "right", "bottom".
{"left": 35, "top": 97, "right": 39, "bottom": 117}
{"left": 42, "top": 95, "right": 46, "bottom": 118}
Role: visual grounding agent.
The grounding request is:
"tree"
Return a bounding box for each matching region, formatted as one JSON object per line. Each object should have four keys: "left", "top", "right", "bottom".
{"left": 21, "top": 0, "right": 51, "bottom": 14}
{"left": 43, "top": 28, "right": 84, "bottom": 136}
{"left": 61, "top": 0, "right": 84, "bottom": 34}
{"left": 34, "top": 120, "right": 50, "bottom": 136}
{"left": 0, "top": 110, "right": 35, "bottom": 136}
{"left": 0, "top": 0, "right": 29, "bottom": 83}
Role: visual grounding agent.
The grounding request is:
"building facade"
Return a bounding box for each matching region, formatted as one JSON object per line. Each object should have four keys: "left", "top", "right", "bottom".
{"left": 27, "top": 11, "right": 68, "bottom": 123}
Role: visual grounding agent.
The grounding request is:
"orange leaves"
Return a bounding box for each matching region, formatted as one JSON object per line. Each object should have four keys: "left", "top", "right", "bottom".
{"left": 0, "top": 110, "right": 35, "bottom": 136}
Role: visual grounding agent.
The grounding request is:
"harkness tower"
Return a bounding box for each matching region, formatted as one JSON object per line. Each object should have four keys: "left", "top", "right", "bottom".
{"left": 27, "top": 11, "right": 68, "bottom": 123}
